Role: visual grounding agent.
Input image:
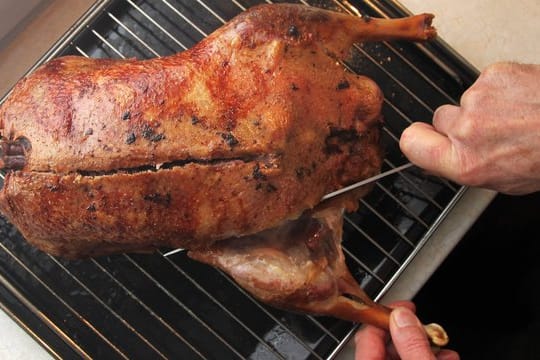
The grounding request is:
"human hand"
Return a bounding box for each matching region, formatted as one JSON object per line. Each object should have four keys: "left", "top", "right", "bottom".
{"left": 354, "top": 301, "right": 459, "bottom": 360}
{"left": 400, "top": 62, "right": 540, "bottom": 195}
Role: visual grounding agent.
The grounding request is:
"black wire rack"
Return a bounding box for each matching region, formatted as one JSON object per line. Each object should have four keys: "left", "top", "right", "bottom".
{"left": 0, "top": 0, "right": 477, "bottom": 358}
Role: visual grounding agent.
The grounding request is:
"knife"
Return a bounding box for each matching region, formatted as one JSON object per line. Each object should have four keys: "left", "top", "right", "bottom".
{"left": 320, "top": 162, "right": 414, "bottom": 201}
{"left": 164, "top": 162, "right": 414, "bottom": 257}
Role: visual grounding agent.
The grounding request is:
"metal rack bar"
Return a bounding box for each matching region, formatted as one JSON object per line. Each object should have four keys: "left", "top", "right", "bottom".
{"left": 0, "top": 243, "right": 124, "bottom": 359}
{"left": 90, "top": 259, "right": 208, "bottom": 359}
{"left": 374, "top": 182, "right": 430, "bottom": 228}
{"left": 124, "top": 254, "right": 247, "bottom": 359}
{"left": 359, "top": 199, "right": 416, "bottom": 247}
{"left": 216, "top": 270, "right": 326, "bottom": 360}
{"left": 107, "top": 12, "right": 161, "bottom": 57}
{"left": 344, "top": 216, "right": 402, "bottom": 265}
{"left": 160, "top": 0, "right": 209, "bottom": 37}
{"left": 48, "top": 256, "right": 168, "bottom": 359}
{"left": 124, "top": 0, "right": 189, "bottom": 50}
{"left": 342, "top": 247, "right": 385, "bottom": 284}
{"left": 158, "top": 252, "right": 287, "bottom": 359}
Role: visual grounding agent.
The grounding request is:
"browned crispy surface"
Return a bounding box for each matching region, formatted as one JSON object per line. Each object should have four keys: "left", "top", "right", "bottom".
{"left": 189, "top": 203, "right": 392, "bottom": 329}
{"left": 0, "top": 4, "right": 436, "bottom": 257}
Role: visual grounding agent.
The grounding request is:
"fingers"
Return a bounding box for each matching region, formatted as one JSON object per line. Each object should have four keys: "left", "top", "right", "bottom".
{"left": 432, "top": 105, "right": 460, "bottom": 135}
{"left": 354, "top": 325, "right": 388, "bottom": 360}
{"left": 354, "top": 301, "right": 416, "bottom": 360}
{"left": 356, "top": 302, "right": 460, "bottom": 360}
{"left": 399, "top": 122, "right": 457, "bottom": 179}
{"left": 387, "top": 300, "right": 415, "bottom": 312}
{"left": 389, "top": 307, "right": 436, "bottom": 360}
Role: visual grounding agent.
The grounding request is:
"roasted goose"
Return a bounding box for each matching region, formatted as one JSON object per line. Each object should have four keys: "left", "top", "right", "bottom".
{"left": 0, "top": 4, "right": 446, "bottom": 345}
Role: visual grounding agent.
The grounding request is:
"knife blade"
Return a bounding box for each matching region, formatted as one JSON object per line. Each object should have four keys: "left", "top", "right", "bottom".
{"left": 320, "top": 162, "right": 414, "bottom": 201}
{"left": 164, "top": 162, "right": 414, "bottom": 257}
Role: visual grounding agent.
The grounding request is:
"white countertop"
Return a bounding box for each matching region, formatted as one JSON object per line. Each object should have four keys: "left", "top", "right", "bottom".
{"left": 0, "top": 0, "right": 538, "bottom": 358}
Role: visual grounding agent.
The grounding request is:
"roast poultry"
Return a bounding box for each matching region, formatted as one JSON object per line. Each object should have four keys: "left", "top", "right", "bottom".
{"left": 0, "top": 4, "right": 447, "bottom": 345}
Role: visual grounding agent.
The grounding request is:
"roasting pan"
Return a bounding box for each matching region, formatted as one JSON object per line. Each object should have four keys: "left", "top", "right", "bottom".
{"left": 0, "top": 0, "right": 489, "bottom": 358}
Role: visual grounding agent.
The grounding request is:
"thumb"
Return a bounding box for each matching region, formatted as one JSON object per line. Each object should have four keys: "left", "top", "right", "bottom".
{"left": 389, "top": 307, "right": 435, "bottom": 360}
{"left": 399, "top": 122, "right": 457, "bottom": 180}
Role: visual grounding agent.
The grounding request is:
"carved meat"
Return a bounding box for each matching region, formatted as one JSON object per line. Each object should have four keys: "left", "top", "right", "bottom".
{"left": 0, "top": 4, "right": 446, "bottom": 342}
{"left": 190, "top": 205, "right": 393, "bottom": 329}
{"left": 191, "top": 204, "right": 448, "bottom": 346}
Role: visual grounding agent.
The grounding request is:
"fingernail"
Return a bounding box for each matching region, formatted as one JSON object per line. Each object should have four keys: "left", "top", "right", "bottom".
{"left": 391, "top": 307, "right": 420, "bottom": 328}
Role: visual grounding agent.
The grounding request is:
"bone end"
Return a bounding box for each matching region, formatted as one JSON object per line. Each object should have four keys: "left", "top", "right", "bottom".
{"left": 421, "top": 13, "right": 438, "bottom": 40}
{"left": 424, "top": 322, "right": 449, "bottom": 347}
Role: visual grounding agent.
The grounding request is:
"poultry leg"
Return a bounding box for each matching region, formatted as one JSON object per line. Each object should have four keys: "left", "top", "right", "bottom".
{"left": 189, "top": 205, "right": 448, "bottom": 347}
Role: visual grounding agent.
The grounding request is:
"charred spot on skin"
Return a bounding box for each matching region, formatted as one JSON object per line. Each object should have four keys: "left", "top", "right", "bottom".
{"left": 125, "top": 133, "right": 136, "bottom": 145}
{"left": 141, "top": 124, "right": 165, "bottom": 142}
{"left": 252, "top": 163, "right": 267, "bottom": 181}
{"left": 150, "top": 133, "right": 165, "bottom": 142}
{"left": 84, "top": 128, "right": 94, "bottom": 136}
{"left": 4, "top": 156, "right": 25, "bottom": 171}
{"left": 45, "top": 184, "right": 60, "bottom": 192}
{"left": 2, "top": 136, "right": 32, "bottom": 156}
{"left": 265, "top": 183, "right": 277, "bottom": 193}
{"left": 295, "top": 167, "right": 312, "bottom": 179}
{"left": 287, "top": 25, "right": 300, "bottom": 38}
{"left": 191, "top": 115, "right": 200, "bottom": 125}
{"left": 291, "top": 83, "right": 299, "bottom": 91}
{"left": 141, "top": 124, "right": 154, "bottom": 139}
{"left": 220, "top": 132, "right": 239, "bottom": 148}
{"left": 144, "top": 193, "right": 171, "bottom": 207}
{"left": 256, "top": 182, "right": 277, "bottom": 192}
{"left": 337, "top": 80, "right": 350, "bottom": 90}
{"left": 86, "top": 204, "right": 96, "bottom": 212}
{"left": 122, "top": 111, "right": 131, "bottom": 121}
{"left": 0, "top": 136, "right": 31, "bottom": 170}
{"left": 325, "top": 127, "right": 360, "bottom": 154}
{"left": 18, "top": 137, "right": 32, "bottom": 154}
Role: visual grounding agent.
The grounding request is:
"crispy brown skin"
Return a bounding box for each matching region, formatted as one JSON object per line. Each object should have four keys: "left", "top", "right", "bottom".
{"left": 0, "top": 4, "right": 436, "bottom": 257}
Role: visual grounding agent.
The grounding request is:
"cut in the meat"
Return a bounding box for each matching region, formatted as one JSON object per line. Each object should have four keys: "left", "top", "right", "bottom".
{"left": 0, "top": 4, "right": 435, "bottom": 257}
